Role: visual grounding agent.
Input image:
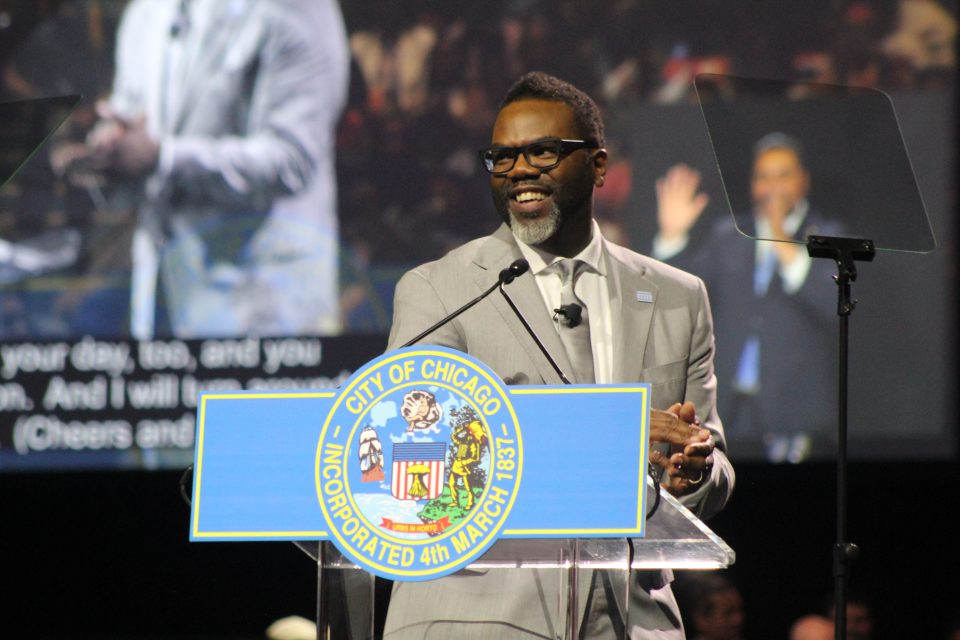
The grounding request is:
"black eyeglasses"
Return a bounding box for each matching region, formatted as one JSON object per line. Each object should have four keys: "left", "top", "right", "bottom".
{"left": 479, "top": 138, "right": 599, "bottom": 175}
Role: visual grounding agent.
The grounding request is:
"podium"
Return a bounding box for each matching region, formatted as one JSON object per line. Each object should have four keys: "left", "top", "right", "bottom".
{"left": 294, "top": 484, "right": 734, "bottom": 639}
{"left": 190, "top": 347, "right": 735, "bottom": 639}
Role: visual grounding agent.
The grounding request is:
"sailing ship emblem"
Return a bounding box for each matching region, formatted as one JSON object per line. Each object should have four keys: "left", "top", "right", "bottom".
{"left": 358, "top": 426, "right": 385, "bottom": 482}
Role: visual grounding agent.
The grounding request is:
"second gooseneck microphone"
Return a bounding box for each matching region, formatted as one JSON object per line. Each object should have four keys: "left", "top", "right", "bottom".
{"left": 401, "top": 257, "right": 574, "bottom": 386}
{"left": 401, "top": 259, "right": 529, "bottom": 348}
{"left": 498, "top": 271, "right": 573, "bottom": 385}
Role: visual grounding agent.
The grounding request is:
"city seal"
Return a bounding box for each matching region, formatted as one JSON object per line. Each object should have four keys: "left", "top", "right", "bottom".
{"left": 315, "top": 346, "right": 523, "bottom": 581}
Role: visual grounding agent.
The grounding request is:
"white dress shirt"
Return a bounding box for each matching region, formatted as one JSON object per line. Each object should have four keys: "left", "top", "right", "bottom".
{"left": 753, "top": 199, "right": 813, "bottom": 295}
{"left": 514, "top": 220, "right": 614, "bottom": 383}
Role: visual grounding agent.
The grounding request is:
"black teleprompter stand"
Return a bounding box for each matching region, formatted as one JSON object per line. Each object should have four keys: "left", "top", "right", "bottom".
{"left": 806, "top": 235, "right": 876, "bottom": 640}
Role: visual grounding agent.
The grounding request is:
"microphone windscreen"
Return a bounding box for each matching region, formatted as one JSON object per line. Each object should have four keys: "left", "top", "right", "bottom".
{"left": 499, "top": 259, "right": 530, "bottom": 284}
{"left": 510, "top": 259, "right": 530, "bottom": 277}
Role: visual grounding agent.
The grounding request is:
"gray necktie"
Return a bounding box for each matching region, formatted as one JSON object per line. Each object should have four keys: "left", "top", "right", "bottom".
{"left": 555, "top": 259, "right": 595, "bottom": 384}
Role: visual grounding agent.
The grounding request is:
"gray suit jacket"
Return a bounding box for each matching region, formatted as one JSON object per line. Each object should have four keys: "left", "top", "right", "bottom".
{"left": 110, "top": 0, "right": 348, "bottom": 336}
{"left": 384, "top": 224, "right": 734, "bottom": 639}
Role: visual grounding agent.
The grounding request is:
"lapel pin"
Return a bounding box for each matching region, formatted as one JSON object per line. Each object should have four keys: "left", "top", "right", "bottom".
{"left": 636, "top": 291, "right": 654, "bottom": 303}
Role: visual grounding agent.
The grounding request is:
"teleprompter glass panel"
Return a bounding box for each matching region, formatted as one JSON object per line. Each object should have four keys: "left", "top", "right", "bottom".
{"left": 694, "top": 74, "right": 934, "bottom": 253}
{"left": 0, "top": 95, "right": 81, "bottom": 191}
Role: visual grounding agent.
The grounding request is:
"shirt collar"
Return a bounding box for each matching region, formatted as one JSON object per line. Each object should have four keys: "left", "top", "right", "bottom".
{"left": 514, "top": 219, "right": 607, "bottom": 277}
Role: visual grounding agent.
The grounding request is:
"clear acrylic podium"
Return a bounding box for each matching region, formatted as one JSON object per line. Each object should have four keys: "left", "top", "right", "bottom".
{"left": 294, "top": 483, "right": 734, "bottom": 639}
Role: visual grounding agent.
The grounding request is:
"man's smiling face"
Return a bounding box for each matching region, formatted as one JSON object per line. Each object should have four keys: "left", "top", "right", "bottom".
{"left": 489, "top": 99, "right": 605, "bottom": 249}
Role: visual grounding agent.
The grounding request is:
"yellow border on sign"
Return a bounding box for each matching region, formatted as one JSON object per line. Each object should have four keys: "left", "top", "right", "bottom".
{"left": 192, "top": 391, "right": 336, "bottom": 538}
{"left": 501, "top": 386, "right": 649, "bottom": 536}
{"left": 192, "top": 532, "right": 334, "bottom": 538}
{"left": 191, "top": 384, "right": 649, "bottom": 540}
{"left": 314, "top": 349, "right": 523, "bottom": 578}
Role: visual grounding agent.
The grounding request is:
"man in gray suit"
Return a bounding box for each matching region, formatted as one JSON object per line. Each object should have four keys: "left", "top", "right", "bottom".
{"left": 85, "top": 0, "right": 348, "bottom": 338}
{"left": 385, "top": 72, "right": 734, "bottom": 639}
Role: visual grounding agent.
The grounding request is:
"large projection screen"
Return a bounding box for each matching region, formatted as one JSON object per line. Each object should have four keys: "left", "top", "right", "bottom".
{"left": 0, "top": 0, "right": 955, "bottom": 470}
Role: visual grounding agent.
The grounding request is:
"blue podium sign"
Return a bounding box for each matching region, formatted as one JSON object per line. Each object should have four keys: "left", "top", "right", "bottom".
{"left": 191, "top": 347, "right": 650, "bottom": 581}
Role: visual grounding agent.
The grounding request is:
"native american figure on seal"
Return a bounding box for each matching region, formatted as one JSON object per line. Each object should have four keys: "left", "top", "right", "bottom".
{"left": 448, "top": 420, "right": 487, "bottom": 510}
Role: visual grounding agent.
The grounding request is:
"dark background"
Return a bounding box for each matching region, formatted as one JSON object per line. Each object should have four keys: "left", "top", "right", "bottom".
{"left": 4, "top": 462, "right": 958, "bottom": 638}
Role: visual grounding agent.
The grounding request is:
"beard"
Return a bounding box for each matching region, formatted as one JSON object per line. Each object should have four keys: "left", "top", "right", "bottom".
{"left": 491, "top": 165, "right": 595, "bottom": 248}
{"left": 491, "top": 182, "right": 564, "bottom": 247}
{"left": 507, "top": 202, "right": 562, "bottom": 245}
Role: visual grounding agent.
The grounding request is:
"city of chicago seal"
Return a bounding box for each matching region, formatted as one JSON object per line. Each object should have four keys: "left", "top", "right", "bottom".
{"left": 315, "top": 346, "right": 523, "bottom": 581}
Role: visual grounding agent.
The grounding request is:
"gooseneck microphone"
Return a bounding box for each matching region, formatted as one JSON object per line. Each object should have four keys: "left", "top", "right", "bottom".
{"left": 498, "top": 278, "right": 573, "bottom": 385}
{"left": 401, "top": 259, "right": 529, "bottom": 348}
{"left": 497, "top": 259, "right": 528, "bottom": 284}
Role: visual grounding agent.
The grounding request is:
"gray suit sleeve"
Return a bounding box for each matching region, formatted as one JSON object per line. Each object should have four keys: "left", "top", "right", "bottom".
{"left": 677, "top": 278, "right": 735, "bottom": 521}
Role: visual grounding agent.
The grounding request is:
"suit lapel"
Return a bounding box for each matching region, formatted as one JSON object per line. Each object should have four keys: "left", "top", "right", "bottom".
{"left": 605, "top": 243, "right": 657, "bottom": 383}
{"left": 171, "top": 0, "right": 249, "bottom": 131}
{"left": 472, "top": 226, "right": 574, "bottom": 385}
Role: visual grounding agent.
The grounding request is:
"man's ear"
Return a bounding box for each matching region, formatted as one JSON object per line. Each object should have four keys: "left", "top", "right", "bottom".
{"left": 593, "top": 148, "right": 608, "bottom": 187}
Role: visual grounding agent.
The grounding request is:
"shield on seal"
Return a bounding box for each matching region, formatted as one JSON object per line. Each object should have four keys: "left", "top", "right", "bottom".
{"left": 391, "top": 442, "right": 447, "bottom": 501}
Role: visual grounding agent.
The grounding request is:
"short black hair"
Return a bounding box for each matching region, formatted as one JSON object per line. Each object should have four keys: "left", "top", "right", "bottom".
{"left": 500, "top": 71, "right": 605, "bottom": 147}
{"left": 753, "top": 131, "right": 806, "bottom": 168}
{"left": 673, "top": 572, "right": 738, "bottom": 621}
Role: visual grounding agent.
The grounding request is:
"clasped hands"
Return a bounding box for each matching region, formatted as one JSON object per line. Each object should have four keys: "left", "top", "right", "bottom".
{"left": 51, "top": 102, "right": 159, "bottom": 182}
{"left": 649, "top": 401, "right": 715, "bottom": 496}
